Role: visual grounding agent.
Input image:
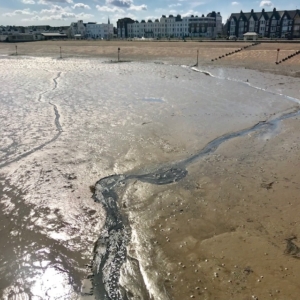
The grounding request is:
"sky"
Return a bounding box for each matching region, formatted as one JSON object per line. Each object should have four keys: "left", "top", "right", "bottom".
{"left": 0, "top": 0, "right": 299, "bottom": 27}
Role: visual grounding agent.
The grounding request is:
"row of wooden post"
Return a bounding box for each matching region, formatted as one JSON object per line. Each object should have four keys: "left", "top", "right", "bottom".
{"left": 12, "top": 46, "right": 281, "bottom": 64}
{"left": 13, "top": 44, "right": 196, "bottom": 63}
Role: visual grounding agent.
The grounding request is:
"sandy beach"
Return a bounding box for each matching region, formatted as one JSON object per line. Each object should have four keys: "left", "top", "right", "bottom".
{"left": 0, "top": 40, "right": 300, "bottom": 76}
{"left": 0, "top": 41, "right": 300, "bottom": 300}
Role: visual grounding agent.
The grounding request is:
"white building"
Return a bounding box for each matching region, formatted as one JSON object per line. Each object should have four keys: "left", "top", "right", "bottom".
{"left": 69, "top": 20, "right": 113, "bottom": 39}
{"left": 126, "top": 12, "right": 222, "bottom": 39}
{"left": 86, "top": 21, "right": 114, "bottom": 39}
{"left": 69, "top": 20, "right": 87, "bottom": 38}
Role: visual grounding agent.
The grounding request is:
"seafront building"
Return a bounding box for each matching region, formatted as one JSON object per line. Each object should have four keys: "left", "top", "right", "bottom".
{"left": 1, "top": 7, "right": 300, "bottom": 42}
{"left": 0, "top": 20, "right": 113, "bottom": 41}
{"left": 69, "top": 19, "right": 114, "bottom": 39}
{"left": 0, "top": 25, "right": 69, "bottom": 42}
{"left": 117, "top": 12, "right": 222, "bottom": 39}
{"left": 227, "top": 8, "right": 300, "bottom": 38}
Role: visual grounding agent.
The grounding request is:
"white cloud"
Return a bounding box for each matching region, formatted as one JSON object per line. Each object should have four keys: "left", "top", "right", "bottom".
{"left": 75, "top": 12, "right": 94, "bottom": 18}
{"left": 72, "top": 3, "right": 91, "bottom": 9}
{"left": 22, "top": 11, "right": 93, "bottom": 21}
{"left": 128, "top": 4, "right": 147, "bottom": 11}
{"left": 181, "top": 10, "right": 200, "bottom": 17}
{"left": 104, "top": 0, "right": 147, "bottom": 11}
{"left": 22, "top": 0, "right": 36, "bottom": 4}
{"left": 106, "top": 0, "right": 133, "bottom": 8}
{"left": 96, "top": 5, "right": 124, "bottom": 12}
{"left": 40, "top": 4, "right": 70, "bottom": 14}
{"left": 169, "top": 3, "right": 182, "bottom": 8}
{"left": 18, "top": 2, "right": 94, "bottom": 22}
{"left": 3, "top": 8, "right": 35, "bottom": 17}
{"left": 38, "top": 0, "right": 73, "bottom": 4}
{"left": 231, "top": 1, "right": 239, "bottom": 5}
{"left": 259, "top": 0, "right": 273, "bottom": 7}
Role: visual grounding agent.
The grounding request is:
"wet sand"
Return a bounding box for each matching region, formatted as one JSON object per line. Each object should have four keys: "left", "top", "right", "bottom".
{"left": 0, "top": 50, "right": 300, "bottom": 300}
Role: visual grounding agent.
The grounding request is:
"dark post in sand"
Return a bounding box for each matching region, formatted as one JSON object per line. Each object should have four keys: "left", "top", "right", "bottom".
{"left": 60, "top": 47, "right": 62, "bottom": 59}
{"left": 197, "top": 49, "right": 199, "bottom": 66}
{"left": 15, "top": 45, "right": 17, "bottom": 56}
{"left": 276, "top": 48, "right": 280, "bottom": 63}
{"left": 118, "top": 48, "right": 120, "bottom": 62}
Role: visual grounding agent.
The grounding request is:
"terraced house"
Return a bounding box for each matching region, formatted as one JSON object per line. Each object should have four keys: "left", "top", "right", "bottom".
{"left": 227, "top": 8, "right": 300, "bottom": 38}
{"left": 118, "top": 12, "right": 222, "bottom": 39}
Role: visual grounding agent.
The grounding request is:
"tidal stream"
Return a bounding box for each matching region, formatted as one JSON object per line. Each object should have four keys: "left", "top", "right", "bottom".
{"left": 91, "top": 82, "right": 300, "bottom": 299}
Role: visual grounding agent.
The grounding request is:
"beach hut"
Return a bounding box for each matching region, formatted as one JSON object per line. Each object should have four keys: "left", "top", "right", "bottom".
{"left": 243, "top": 32, "right": 258, "bottom": 41}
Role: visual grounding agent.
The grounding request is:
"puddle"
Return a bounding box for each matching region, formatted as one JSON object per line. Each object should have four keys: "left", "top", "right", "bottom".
{"left": 142, "top": 97, "right": 164, "bottom": 103}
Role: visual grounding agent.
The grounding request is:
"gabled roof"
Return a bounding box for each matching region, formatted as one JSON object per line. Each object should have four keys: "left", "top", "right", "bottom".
{"left": 229, "top": 8, "right": 299, "bottom": 22}
{"left": 288, "top": 10, "right": 300, "bottom": 19}
{"left": 229, "top": 13, "right": 240, "bottom": 21}
{"left": 237, "top": 11, "right": 248, "bottom": 22}
{"left": 248, "top": 9, "right": 260, "bottom": 21}
{"left": 269, "top": 8, "right": 281, "bottom": 20}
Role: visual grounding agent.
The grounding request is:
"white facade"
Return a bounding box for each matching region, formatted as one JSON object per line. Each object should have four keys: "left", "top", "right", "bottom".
{"left": 216, "top": 13, "right": 222, "bottom": 33}
{"left": 248, "top": 16, "right": 255, "bottom": 32}
{"left": 86, "top": 22, "right": 113, "bottom": 39}
{"left": 69, "top": 20, "right": 113, "bottom": 39}
{"left": 127, "top": 13, "right": 222, "bottom": 38}
{"left": 128, "top": 16, "right": 189, "bottom": 38}
{"left": 69, "top": 20, "right": 86, "bottom": 38}
{"left": 258, "top": 15, "right": 266, "bottom": 37}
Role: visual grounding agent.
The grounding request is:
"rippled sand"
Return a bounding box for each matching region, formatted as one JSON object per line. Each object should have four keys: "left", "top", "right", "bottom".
{"left": 0, "top": 56, "right": 300, "bottom": 299}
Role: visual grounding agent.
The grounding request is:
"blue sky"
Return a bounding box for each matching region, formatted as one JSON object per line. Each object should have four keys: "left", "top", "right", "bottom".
{"left": 0, "top": 0, "right": 298, "bottom": 26}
